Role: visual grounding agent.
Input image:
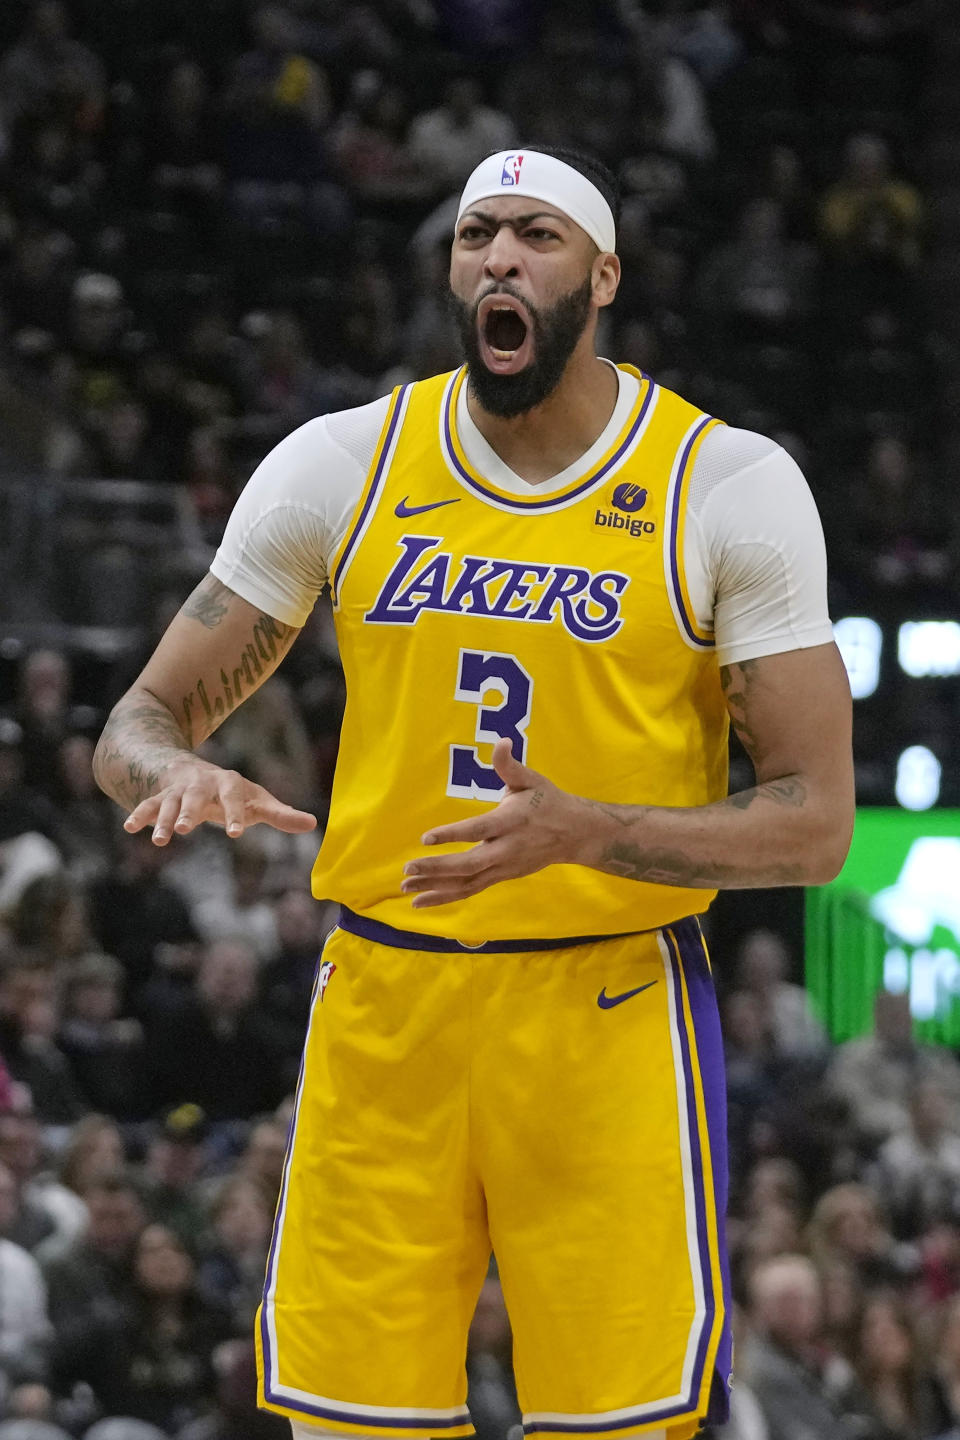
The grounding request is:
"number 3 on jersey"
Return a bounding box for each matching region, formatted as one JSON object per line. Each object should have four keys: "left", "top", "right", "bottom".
{"left": 448, "top": 649, "right": 533, "bottom": 801}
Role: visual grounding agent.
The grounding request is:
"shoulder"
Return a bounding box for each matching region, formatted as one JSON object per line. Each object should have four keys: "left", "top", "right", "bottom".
{"left": 688, "top": 425, "right": 793, "bottom": 507}
{"left": 254, "top": 394, "right": 393, "bottom": 494}
{"left": 688, "top": 424, "right": 822, "bottom": 552}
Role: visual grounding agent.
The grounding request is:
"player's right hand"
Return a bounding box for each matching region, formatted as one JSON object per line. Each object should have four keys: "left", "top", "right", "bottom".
{"left": 122, "top": 759, "right": 317, "bottom": 846}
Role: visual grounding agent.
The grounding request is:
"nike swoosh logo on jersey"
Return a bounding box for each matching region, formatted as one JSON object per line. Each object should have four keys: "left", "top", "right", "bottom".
{"left": 395, "top": 497, "right": 461, "bottom": 518}
{"left": 597, "top": 981, "right": 657, "bottom": 1009}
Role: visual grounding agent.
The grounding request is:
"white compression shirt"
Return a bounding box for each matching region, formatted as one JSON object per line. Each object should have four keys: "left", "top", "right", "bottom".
{"left": 211, "top": 367, "right": 834, "bottom": 668}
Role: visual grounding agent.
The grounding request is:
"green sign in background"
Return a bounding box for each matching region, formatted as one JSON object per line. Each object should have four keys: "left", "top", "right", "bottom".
{"left": 805, "top": 809, "right": 960, "bottom": 1044}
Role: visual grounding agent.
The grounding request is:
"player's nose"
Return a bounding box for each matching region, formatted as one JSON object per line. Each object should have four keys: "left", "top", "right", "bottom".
{"left": 482, "top": 226, "right": 523, "bottom": 280}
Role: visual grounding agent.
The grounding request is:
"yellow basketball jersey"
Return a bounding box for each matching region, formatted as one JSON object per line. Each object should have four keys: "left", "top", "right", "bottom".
{"left": 311, "top": 366, "right": 729, "bottom": 945}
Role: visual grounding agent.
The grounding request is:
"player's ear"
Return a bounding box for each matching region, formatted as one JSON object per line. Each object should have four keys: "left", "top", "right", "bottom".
{"left": 592, "top": 251, "right": 620, "bottom": 308}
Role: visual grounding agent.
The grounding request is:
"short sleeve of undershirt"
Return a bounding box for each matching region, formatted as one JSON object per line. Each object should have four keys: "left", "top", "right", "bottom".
{"left": 684, "top": 426, "right": 835, "bottom": 668}
{"left": 210, "top": 395, "right": 391, "bottom": 627}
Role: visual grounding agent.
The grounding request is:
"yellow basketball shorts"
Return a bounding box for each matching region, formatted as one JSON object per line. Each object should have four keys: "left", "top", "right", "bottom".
{"left": 256, "top": 911, "right": 732, "bottom": 1440}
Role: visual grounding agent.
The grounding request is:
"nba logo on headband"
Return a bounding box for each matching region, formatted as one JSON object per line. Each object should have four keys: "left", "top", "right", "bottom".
{"left": 500, "top": 153, "right": 524, "bottom": 187}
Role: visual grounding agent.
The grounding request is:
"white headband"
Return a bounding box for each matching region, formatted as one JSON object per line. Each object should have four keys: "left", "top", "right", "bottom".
{"left": 456, "top": 150, "right": 616, "bottom": 254}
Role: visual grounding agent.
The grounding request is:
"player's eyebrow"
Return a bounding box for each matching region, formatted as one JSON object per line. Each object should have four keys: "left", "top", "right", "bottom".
{"left": 458, "top": 209, "right": 570, "bottom": 231}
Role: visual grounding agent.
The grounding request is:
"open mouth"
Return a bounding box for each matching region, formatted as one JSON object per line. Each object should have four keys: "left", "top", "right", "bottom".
{"left": 477, "top": 294, "right": 533, "bottom": 374}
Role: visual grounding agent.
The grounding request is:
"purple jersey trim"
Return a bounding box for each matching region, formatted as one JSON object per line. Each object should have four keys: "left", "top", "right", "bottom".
{"left": 330, "top": 384, "right": 411, "bottom": 603}
{"left": 668, "top": 416, "right": 716, "bottom": 649}
{"left": 442, "top": 372, "right": 655, "bottom": 511}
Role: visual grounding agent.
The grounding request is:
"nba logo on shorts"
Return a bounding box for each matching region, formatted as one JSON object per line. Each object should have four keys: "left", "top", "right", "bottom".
{"left": 501, "top": 153, "right": 524, "bottom": 186}
{"left": 317, "top": 960, "right": 336, "bottom": 1002}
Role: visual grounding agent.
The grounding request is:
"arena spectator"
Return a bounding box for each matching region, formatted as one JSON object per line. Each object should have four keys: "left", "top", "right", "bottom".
{"left": 241, "top": 311, "right": 348, "bottom": 443}
{"left": 843, "top": 432, "right": 949, "bottom": 597}
{"left": 0, "top": 721, "right": 63, "bottom": 913}
{"left": 56, "top": 954, "right": 143, "bottom": 1119}
{"left": 722, "top": 988, "right": 781, "bottom": 1177}
{"left": 261, "top": 889, "right": 333, "bottom": 1046}
{"left": 331, "top": 73, "right": 432, "bottom": 205}
{"left": 806, "top": 1183, "right": 905, "bottom": 1290}
{"left": 0, "top": 1160, "right": 52, "bottom": 1386}
{"left": 741, "top": 1253, "right": 874, "bottom": 1440}
{"left": 138, "top": 1105, "right": 210, "bottom": 1245}
{"left": 221, "top": 4, "right": 346, "bottom": 236}
{"left": 734, "top": 929, "right": 828, "bottom": 1061}
{"left": 14, "top": 651, "right": 73, "bottom": 803}
{"left": 56, "top": 1115, "right": 124, "bottom": 1203}
{"left": 0, "top": 2, "right": 105, "bottom": 133}
{"left": 873, "top": 1079, "right": 960, "bottom": 1240}
{"left": 140, "top": 937, "right": 289, "bottom": 1119}
{"left": 234, "top": 1118, "right": 288, "bottom": 1215}
{"left": 7, "top": 872, "right": 89, "bottom": 960}
{"left": 172, "top": 1337, "right": 287, "bottom": 1440}
{"left": 407, "top": 78, "right": 514, "bottom": 196}
{"left": 852, "top": 1290, "right": 937, "bottom": 1438}
{"left": 179, "top": 834, "right": 280, "bottom": 961}
{"left": 65, "top": 1224, "right": 231, "bottom": 1432}
{"left": 696, "top": 198, "right": 815, "bottom": 335}
{"left": 144, "top": 61, "right": 223, "bottom": 226}
{"left": 87, "top": 830, "right": 199, "bottom": 1008}
{"left": 820, "top": 132, "right": 923, "bottom": 271}
{"left": 825, "top": 991, "right": 960, "bottom": 1152}
{"left": 196, "top": 1177, "right": 272, "bottom": 1334}
{"left": 654, "top": 0, "right": 745, "bottom": 89}
{"left": 0, "top": 1100, "right": 85, "bottom": 1255}
{"left": 0, "top": 950, "right": 86, "bottom": 1126}
{"left": 44, "top": 1173, "right": 146, "bottom": 1365}
{"left": 54, "top": 735, "right": 115, "bottom": 884}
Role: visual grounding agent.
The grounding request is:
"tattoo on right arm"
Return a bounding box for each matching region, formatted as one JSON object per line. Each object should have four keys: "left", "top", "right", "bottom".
{"left": 181, "top": 575, "right": 235, "bottom": 629}
{"left": 93, "top": 606, "right": 298, "bottom": 811}
{"left": 179, "top": 613, "right": 295, "bottom": 743}
{"left": 93, "top": 691, "right": 191, "bottom": 809}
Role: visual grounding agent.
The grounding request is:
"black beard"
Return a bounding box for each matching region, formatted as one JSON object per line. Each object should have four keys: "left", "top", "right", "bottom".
{"left": 446, "top": 274, "right": 594, "bottom": 419}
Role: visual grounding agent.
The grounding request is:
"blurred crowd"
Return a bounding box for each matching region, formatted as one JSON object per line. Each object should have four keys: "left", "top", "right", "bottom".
{"left": 0, "top": 0, "right": 958, "bottom": 1438}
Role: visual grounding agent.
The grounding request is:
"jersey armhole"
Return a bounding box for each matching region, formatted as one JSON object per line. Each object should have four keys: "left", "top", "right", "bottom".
{"left": 328, "top": 384, "right": 413, "bottom": 606}
{"left": 664, "top": 415, "right": 724, "bottom": 651}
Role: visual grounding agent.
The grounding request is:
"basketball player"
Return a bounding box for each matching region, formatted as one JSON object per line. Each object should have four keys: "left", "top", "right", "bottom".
{"left": 94, "top": 147, "right": 854, "bottom": 1440}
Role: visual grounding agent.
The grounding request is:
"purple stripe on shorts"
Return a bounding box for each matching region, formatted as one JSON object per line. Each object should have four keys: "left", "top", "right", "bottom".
{"left": 523, "top": 916, "right": 730, "bottom": 1436}
{"left": 670, "top": 916, "right": 733, "bottom": 1426}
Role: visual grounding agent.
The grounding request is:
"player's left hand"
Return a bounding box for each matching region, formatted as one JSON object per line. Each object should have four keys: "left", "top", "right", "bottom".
{"left": 401, "top": 739, "right": 581, "bottom": 907}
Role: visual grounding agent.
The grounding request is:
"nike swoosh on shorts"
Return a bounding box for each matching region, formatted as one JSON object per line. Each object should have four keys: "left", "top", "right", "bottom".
{"left": 596, "top": 981, "right": 658, "bottom": 1009}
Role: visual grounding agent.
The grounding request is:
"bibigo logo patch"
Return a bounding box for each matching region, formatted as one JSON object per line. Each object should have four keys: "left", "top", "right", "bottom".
{"left": 595, "top": 483, "right": 656, "bottom": 540}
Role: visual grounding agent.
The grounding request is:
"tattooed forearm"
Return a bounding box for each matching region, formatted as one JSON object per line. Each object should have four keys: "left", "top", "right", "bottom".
{"left": 94, "top": 607, "right": 296, "bottom": 812}
{"left": 93, "top": 690, "right": 191, "bottom": 808}
{"left": 589, "top": 776, "right": 815, "bottom": 888}
{"left": 180, "top": 615, "right": 295, "bottom": 738}
{"left": 181, "top": 576, "right": 234, "bottom": 629}
{"left": 600, "top": 841, "right": 800, "bottom": 888}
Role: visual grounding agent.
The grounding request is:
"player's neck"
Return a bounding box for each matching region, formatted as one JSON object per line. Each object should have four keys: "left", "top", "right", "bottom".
{"left": 466, "top": 352, "right": 619, "bottom": 486}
